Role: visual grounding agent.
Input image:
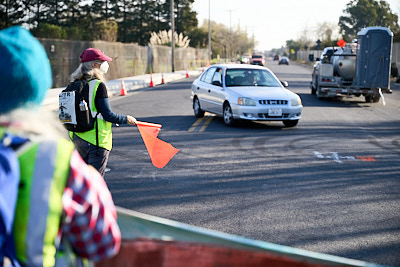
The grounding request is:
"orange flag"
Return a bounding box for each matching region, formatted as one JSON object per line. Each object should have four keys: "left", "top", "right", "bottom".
{"left": 136, "top": 121, "right": 179, "bottom": 168}
{"left": 337, "top": 39, "right": 346, "bottom": 47}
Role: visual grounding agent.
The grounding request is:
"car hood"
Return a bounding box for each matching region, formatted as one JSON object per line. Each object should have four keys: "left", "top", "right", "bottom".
{"left": 228, "top": 86, "right": 296, "bottom": 99}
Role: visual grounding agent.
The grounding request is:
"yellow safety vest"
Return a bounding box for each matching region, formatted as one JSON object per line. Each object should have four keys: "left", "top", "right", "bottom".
{"left": 13, "top": 138, "right": 73, "bottom": 267}
{"left": 70, "top": 79, "right": 113, "bottom": 151}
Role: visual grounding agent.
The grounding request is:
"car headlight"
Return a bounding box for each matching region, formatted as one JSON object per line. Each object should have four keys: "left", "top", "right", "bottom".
{"left": 291, "top": 96, "right": 302, "bottom": 106}
{"left": 238, "top": 97, "right": 256, "bottom": 106}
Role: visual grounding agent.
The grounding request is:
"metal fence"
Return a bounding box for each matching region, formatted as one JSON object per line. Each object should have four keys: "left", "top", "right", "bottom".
{"left": 38, "top": 38, "right": 208, "bottom": 88}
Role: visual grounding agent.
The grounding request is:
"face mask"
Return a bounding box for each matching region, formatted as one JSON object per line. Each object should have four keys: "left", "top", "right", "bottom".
{"left": 100, "top": 61, "right": 109, "bottom": 73}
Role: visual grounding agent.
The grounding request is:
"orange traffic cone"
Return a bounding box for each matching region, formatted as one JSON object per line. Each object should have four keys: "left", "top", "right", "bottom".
{"left": 161, "top": 73, "right": 165, "bottom": 84}
{"left": 149, "top": 73, "right": 154, "bottom": 87}
{"left": 186, "top": 69, "right": 189, "bottom": 78}
{"left": 120, "top": 78, "right": 127, "bottom": 96}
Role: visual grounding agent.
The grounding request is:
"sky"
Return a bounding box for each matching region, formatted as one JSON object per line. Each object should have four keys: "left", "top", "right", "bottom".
{"left": 192, "top": 0, "right": 400, "bottom": 51}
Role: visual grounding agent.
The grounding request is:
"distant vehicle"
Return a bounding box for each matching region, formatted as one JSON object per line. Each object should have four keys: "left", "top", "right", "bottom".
{"left": 273, "top": 55, "right": 280, "bottom": 61}
{"left": 278, "top": 57, "right": 289, "bottom": 65}
{"left": 240, "top": 55, "right": 250, "bottom": 64}
{"left": 310, "top": 26, "right": 393, "bottom": 102}
{"left": 191, "top": 64, "right": 302, "bottom": 127}
{"left": 250, "top": 54, "right": 266, "bottom": 66}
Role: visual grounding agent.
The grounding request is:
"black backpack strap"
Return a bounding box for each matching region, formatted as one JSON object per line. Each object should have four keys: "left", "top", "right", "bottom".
{"left": 0, "top": 220, "right": 21, "bottom": 267}
{"left": 95, "top": 113, "right": 100, "bottom": 155}
{"left": 0, "top": 133, "right": 24, "bottom": 267}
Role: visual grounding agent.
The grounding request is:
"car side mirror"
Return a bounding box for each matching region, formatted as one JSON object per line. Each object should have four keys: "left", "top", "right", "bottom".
{"left": 212, "top": 80, "right": 222, "bottom": 86}
{"left": 281, "top": 81, "right": 288, "bottom": 87}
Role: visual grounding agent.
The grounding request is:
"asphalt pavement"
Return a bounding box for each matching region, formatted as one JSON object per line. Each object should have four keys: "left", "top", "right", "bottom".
{"left": 105, "top": 60, "right": 400, "bottom": 266}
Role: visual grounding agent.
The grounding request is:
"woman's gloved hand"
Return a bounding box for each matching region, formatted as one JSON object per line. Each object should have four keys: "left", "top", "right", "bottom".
{"left": 127, "top": 115, "right": 137, "bottom": 126}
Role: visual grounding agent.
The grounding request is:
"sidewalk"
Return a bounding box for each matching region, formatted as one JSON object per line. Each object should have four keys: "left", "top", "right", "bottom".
{"left": 42, "top": 69, "right": 204, "bottom": 111}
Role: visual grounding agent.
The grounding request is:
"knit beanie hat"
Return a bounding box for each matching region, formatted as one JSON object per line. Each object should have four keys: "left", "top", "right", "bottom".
{"left": 0, "top": 26, "right": 52, "bottom": 114}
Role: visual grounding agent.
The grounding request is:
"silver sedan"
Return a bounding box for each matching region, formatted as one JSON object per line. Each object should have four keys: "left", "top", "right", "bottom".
{"left": 191, "top": 64, "right": 302, "bottom": 127}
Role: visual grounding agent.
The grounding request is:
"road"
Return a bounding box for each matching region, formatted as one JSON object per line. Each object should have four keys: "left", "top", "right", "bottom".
{"left": 105, "top": 59, "right": 400, "bottom": 266}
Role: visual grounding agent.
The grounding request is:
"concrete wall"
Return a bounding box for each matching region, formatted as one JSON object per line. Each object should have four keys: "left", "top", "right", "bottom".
{"left": 297, "top": 50, "right": 323, "bottom": 62}
{"left": 38, "top": 38, "right": 208, "bottom": 88}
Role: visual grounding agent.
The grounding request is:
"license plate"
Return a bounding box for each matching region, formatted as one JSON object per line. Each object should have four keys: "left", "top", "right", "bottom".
{"left": 268, "top": 108, "right": 282, "bottom": 116}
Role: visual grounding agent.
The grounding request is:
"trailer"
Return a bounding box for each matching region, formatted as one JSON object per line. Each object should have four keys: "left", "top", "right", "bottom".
{"left": 310, "top": 27, "right": 393, "bottom": 103}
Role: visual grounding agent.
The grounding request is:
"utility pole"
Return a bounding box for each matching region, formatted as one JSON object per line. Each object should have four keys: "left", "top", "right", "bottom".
{"left": 226, "top": 9, "right": 233, "bottom": 61}
{"left": 171, "top": 0, "right": 175, "bottom": 72}
{"left": 208, "top": 0, "right": 211, "bottom": 63}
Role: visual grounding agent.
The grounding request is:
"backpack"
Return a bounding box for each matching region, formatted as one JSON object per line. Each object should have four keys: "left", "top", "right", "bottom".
{"left": 59, "top": 80, "right": 97, "bottom": 132}
{"left": 0, "top": 133, "right": 24, "bottom": 267}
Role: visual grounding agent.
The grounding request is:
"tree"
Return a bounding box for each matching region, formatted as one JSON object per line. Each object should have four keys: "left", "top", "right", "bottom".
{"left": 286, "top": 39, "right": 303, "bottom": 59}
{"left": 93, "top": 20, "right": 118, "bottom": 42}
{"left": 174, "top": 0, "right": 198, "bottom": 35}
{"left": 63, "top": 0, "right": 83, "bottom": 27}
{"left": 0, "top": 0, "right": 24, "bottom": 29}
{"left": 0, "top": 0, "right": 206, "bottom": 46}
{"left": 42, "top": 0, "right": 66, "bottom": 26}
{"left": 31, "top": 23, "right": 66, "bottom": 38}
{"left": 127, "top": 0, "right": 159, "bottom": 45}
{"left": 339, "top": 0, "right": 400, "bottom": 41}
{"left": 186, "top": 26, "right": 208, "bottom": 48}
{"left": 198, "top": 20, "right": 252, "bottom": 59}
{"left": 315, "top": 22, "right": 341, "bottom": 48}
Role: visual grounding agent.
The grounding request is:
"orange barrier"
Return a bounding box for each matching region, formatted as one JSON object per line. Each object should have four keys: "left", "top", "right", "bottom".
{"left": 95, "top": 238, "right": 331, "bottom": 267}
{"left": 149, "top": 73, "right": 155, "bottom": 87}
{"left": 120, "top": 78, "right": 127, "bottom": 96}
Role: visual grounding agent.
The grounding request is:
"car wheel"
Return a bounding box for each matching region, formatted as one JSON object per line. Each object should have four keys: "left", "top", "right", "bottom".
{"left": 365, "top": 94, "right": 380, "bottom": 103}
{"left": 193, "top": 97, "right": 205, "bottom": 118}
{"left": 311, "top": 87, "right": 316, "bottom": 95}
{"left": 311, "top": 80, "right": 317, "bottom": 95}
{"left": 223, "top": 103, "right": 235, "bottom": 126}
{"left": 316, "top": 85, "right": 326, "bottom": 99}
{"left": 283, "top": 120, "right": 298, "bottom": 127}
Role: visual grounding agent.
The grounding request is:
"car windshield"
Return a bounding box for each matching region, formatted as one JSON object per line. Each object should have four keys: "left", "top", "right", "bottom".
{"left": 252, "top": 55, "right": 262, "bottom": 58}
{"left": 225, "top": 69, "right": 281, "bottom": 87}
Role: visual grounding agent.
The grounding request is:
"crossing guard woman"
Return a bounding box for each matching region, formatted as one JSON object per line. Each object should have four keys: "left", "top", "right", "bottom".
{"left": 69, "top": 48, "right": 137, "bottom": 177}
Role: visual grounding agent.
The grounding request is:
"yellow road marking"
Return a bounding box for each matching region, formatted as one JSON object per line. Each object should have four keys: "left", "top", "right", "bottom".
{"left": 188, "top": 117, "right": 204, "bottom": 132}
{"left": 188, "top": 112, "right": 214, "bottom": 132}
{"left": 199, "top": 115, "right": 214, "bottom": 132}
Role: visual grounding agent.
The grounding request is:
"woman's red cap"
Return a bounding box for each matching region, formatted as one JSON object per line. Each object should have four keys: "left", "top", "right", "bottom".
{"left": 80, "top": 48, "right": 112, "bottom": 62}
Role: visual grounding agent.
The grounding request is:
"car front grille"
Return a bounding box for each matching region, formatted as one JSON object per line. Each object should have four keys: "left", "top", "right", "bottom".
{"left": 259, "top": 100, "right": 288, "bottom": 105}
{"left": 258, "top": 113, "right": 290, "bottom": 119}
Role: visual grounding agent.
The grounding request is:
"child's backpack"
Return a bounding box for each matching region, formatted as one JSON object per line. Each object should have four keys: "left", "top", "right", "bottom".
{"left": 0, "top": 133, "right": 22, "bottom": 267}
{"left": 59, "top": 80, "right": 97, "bottom": 132}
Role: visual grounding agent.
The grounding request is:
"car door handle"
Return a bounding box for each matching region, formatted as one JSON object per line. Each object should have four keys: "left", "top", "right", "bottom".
{"left": 197, "top": 87, "right": 200, "bottom": 90}
{"left": 208, "top": 90, "right": 211, "bottom": 93}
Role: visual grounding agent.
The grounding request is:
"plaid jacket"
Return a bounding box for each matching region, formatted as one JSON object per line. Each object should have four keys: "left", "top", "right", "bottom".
{"left": 61, "top": 150, "right": 121, "bottom": 261}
